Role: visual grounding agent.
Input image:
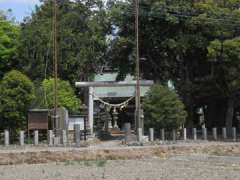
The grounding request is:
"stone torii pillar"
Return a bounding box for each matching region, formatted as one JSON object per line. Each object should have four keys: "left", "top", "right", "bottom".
{"left": 88, "top": 86, "right": 94, "bottom": 135}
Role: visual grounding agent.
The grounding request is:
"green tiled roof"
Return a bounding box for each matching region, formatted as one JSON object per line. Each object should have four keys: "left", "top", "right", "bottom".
{"left": 93, "top": 73, "right": 151, "bottom": 98}
{"left": 94, "top": 73, "right": 134, "bottom": 82}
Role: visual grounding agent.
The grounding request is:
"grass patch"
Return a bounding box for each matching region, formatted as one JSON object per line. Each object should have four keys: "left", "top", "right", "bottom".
{"left": 64, "top": 160, "right": 75, "bottom": 166}
{"left": 96, "top": 159, "right": 107, "bottom": 167}
{"left": 64, "top": 160, "right": 107, "bottom": 167}
{"left": 83, "top": 160, "right": 92, "bottom": 166}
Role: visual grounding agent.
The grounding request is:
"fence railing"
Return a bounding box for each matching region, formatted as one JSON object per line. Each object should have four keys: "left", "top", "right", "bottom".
{"left": 141, "top": 127, "right": 238, "bottom": 142}
{"left": 0, "top": 124, "right": 86, "bottom": 147}
{"left": 0, "top": 126, "right": 239, "bottom": 147}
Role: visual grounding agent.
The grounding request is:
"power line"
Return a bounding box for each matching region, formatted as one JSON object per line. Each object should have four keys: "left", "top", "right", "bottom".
{"left": 118, "top": 5, "right": 240, "bottom": 29}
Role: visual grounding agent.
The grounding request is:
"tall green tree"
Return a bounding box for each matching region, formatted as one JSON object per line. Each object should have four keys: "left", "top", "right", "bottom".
{"left": 0, "top": 14, "right": 19, "bottom": 78}
{"left": 194, "top": 0, "right": 240, "bottom": 129}
{"left": 208, "top": 37, "right": 240, "bottom": 130}
{"left": 18, "top": 0, "right": 109, "bottom": 84}
{"left": 106, "top": 0, "right": 240, "bottom": 128}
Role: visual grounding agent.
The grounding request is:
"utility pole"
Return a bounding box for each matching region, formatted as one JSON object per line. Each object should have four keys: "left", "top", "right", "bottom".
{"left": 53, "top": 0, "right": 58, "bottom": 131}
{"left": 135, "top": 0, "right": 142, "bottom": 132}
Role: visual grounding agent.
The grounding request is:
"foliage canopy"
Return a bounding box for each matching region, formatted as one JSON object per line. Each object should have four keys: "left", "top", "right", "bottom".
{"left": 106, "top": 0, "right": 240, "bottom": 128}
{"left": 18, "top": 0, "right": 109, "bottom": 84}
{"left": 0, "top": 15, "right": 19, "bottom": 78}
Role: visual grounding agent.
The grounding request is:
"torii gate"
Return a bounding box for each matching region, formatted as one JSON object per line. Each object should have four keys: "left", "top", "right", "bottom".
{"left": 75, "top": 80, "right": 154, "bottom": 135}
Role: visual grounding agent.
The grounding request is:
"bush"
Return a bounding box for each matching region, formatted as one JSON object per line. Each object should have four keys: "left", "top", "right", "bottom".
{"left": 144, "top": 84, "right": 187, "bottom": 130}
{"left": 0, "top": 70, "right": 35, "bottom": 131}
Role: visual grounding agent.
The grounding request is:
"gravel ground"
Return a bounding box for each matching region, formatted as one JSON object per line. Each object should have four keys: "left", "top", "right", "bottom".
{"left": 1, "top": 154, "right": 240, "bottom": 180}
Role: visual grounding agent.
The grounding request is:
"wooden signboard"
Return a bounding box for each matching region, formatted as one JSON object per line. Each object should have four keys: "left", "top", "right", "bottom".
{"left": 28, "top": 109, "right": 49, "bottom": 130}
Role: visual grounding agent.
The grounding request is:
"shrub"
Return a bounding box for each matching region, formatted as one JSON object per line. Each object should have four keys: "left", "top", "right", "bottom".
{"left": 0, "top": 70, "right": 35, "bottom": 131}
{"left": 144, "top": 84, "right": 187, "bottom": 130}
{"left": 40, "top": 78, "right": 81, "bottom": 113}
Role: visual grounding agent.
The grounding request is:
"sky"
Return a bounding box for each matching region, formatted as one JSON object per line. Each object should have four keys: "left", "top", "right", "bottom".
{"left": 0, "top": 0, "right": 41, "bottom": 22}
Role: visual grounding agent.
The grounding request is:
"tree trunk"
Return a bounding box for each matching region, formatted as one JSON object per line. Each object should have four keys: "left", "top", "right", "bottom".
{"left": 225, "top": 97, "right": 234, "bottom": 135}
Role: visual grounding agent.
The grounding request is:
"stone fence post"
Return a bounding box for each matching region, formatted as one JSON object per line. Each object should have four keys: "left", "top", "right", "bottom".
{"left": 74, "top": 124, "right": 81, "bottom": 147}
{"left": 193, "top": 128, "right": 197, "bottom": 141}
{"left": 48, "top": 130, "right": 53, "bottom": 146}
{"left": 202, "top": 128, "right": 207, "bottom": 140}
{"left": 160, "top": 129, "right": 165, "bottom": 141}
{"left": 149, "top": 128, "right": 154, "bottom": 142}
{"left": 232, "top": 127, "right": 237, "bottom": 142}
{"left": 222, "top": 127, "right": 227, "bottom": 140}
{"left": 34, "top": 130, "right": 39, "bottom": 145}
{"left": 137, "top": 128, "right": 143, "bottom": 142}
{"left": 183, "top": 128, "right": 187, "bottom": 141}
{"left": 61, "top": 130, "right": 67, "bottom": 146}
{"left": 212, "top": 128, "right": 217, "bottom": 140}
{"left": 20, "top": 131, "right": 24, "bottom": 146}
{"left": 172, "top": 129, "right": 176, "bottom": 141}
{"left": 4, "top": 130, "right": 9, "bottom": 146}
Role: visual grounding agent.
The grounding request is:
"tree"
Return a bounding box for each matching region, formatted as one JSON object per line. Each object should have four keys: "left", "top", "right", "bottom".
{"left": 39, "top": 78, "right": 81, "bottom": 113}
{"left": 106, "top": 0, "right": 240, "bottom": 128}
{"left": 144, "top": 84, "right": 187, "bottom": 130}
{"left": 0, "top": 14, "right": 19, "bottom": 78}
{"left": 208, "top": 37, "right": 240, "bottom": 130}
{"left": 106, "top": 0, "right": 205, "bottom": 126}
{"left": 0, "top": 70, "right": 35, "bottom": 131}
{"left": 17, "top": 0, "right": 109, "bottom": 84}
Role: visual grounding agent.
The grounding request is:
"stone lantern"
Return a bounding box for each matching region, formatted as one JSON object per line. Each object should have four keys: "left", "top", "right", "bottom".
{"left": 197, "top": 107, "right": 205, "bottom": 128}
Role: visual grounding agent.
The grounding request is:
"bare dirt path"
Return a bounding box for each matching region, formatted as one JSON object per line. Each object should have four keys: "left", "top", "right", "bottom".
{"left": 1, "top": 154, "right": 240, "bottom": 180}
{"left": 1, "top": 141, "right": 240, "bottom": 165}
{"left": 1, "top": 142, "right": 240, "bottom": 179}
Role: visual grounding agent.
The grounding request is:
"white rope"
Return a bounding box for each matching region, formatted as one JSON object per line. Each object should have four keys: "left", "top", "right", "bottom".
{"left": 90, "top": 92, "right": 134, "bottom": 108}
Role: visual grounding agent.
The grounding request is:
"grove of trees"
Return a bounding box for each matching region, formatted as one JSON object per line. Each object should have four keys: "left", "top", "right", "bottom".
{"left": 1, "top": 0, "right": 240, "bottom": 130}
{"left": 106, "top": 0, "right": 240, "bottom": 130}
